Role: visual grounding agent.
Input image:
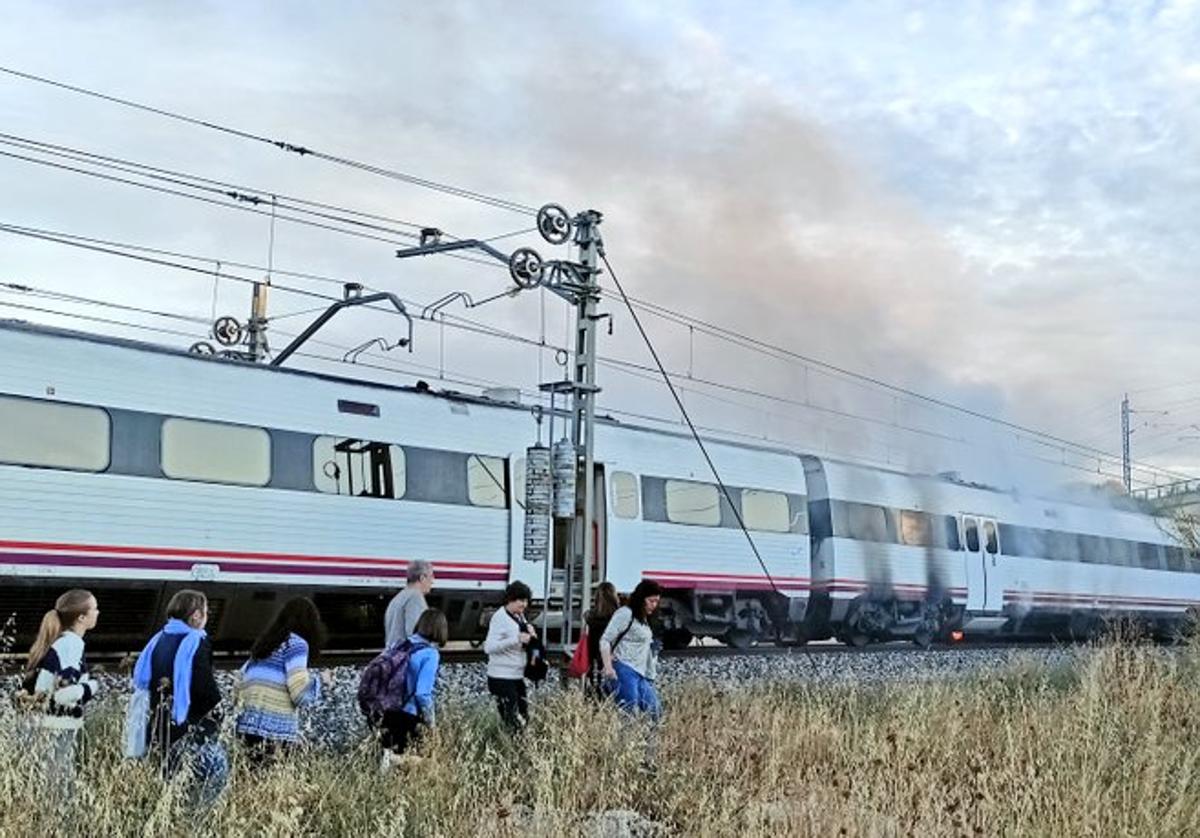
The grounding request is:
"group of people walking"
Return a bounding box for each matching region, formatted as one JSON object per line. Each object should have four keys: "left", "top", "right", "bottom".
{"left": 18, "top": 563, "right": 666, "bottom": 804}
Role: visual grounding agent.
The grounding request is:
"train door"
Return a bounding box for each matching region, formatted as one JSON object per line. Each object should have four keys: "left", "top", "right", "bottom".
{"left": 963, "top": 515, "right": 1003, "bottom": 612}
{"left": 507, "top": 455, "right": 608, "bottom": 600}
{"left": 559, "top": 466, "right": 607, "bottom": 596}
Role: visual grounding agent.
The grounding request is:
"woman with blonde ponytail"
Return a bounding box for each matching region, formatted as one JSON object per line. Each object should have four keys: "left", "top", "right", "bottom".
{"left": 21, "top": 588, "right": 100, "bottom": 800}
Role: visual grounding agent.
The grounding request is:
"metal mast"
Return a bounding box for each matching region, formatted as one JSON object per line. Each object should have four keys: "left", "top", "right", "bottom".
{"left": 566, "top": 211, "right": 603, "bottom": 645}
{"left": 1122, "top": 393, "right": 1131, "bottom": 493}
{"left": 391, "top": 203, "right": 607, "bottom": 648}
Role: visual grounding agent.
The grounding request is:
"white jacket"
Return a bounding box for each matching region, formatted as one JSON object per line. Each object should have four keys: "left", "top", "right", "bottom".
{"left": 483, "top": 608, "right": 527, "bottom": 680}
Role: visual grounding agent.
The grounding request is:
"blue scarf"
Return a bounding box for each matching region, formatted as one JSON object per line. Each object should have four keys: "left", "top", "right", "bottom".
{"left": 132, "top": 618, "right": 206, "bottom": 725}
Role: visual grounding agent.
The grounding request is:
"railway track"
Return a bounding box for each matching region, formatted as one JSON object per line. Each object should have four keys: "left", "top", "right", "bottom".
{"left": 245, "top": 638, "right": 1067, "bottom": 670}
{"left": 0, "top": 638, "right": 1070, "bottom": 674}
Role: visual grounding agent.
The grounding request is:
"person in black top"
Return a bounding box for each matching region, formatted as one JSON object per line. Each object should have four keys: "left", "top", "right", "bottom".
{"left": 585, "top": 582, "right": 621, "bottom": 697}
{"left": 137, "top": 589, "right": 227, "bottom": 806}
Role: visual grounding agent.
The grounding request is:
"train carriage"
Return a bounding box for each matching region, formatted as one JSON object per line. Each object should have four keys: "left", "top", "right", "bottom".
{"left": 0, "top": 320, "right": 811, "bottom": 650}
{"left": 803, "top": 456, "right": 1200, "bottom": 644}
{"left": 2, "top": 317, "right": 1200, "bottom": 652}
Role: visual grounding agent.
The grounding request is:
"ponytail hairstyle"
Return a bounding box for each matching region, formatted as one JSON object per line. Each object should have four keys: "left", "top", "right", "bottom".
{"left": 25, "top": 589, "right": 95, "bottom": 672}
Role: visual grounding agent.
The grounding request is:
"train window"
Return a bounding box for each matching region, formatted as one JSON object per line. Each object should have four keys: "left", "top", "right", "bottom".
{"left": 312, "top": 436, "right": 406, "bottom": 498}
{"left": 1166, "top": 547, "right": 1186, "bottom": 572}
{"left": 1136, "top": 542, "right": 1163, "bottom": 570}
{"left": 964, "top": 518, "right": 980, "bottom": 552}
{"left": 1107, "top": 538, "right": 1132, "bottom": 567}
{"left": 513, "top": 458, "right": 526, "bottom": 510}
{"left": 0, "top": 395, "right": 110, "bottom": 472}
{"left": 997, "top": 523, "right": 1022, "bottom": 555}
{"left": 1024, "top": 528, "right": 1048, "bottom": 560}
{"left": 1091, "top": 536, "right": 1107, "bottom": 564}
{"left": 899, "top": 510, "right": 933, "bottom": 547}
{"left": 1048, "top": 531, "right": 1079, "bottom": 562}
{"left": 161, "top": 418, "right": 270, "bottom": 486}
{"left": 611, "top": 471, "right": 640, "bottom": 519}
{"left": 940, "top": 516, "right": 961, "bottom": 551}
{"left": 467, "top": 455, "right": 507, "bottom": 508}
{"left": 788, "top": 495, "right": 808, "bottom": 534}
{"left": 984, "top": 521, "right": 999, "bottom": 555}
{"left": 665, "top": 480, "right": 720, "bottom": 526}
{"left": 1187, "top": 550, "right": 1200, "bottom": 574}
{"left": 742, "top": 490, "right": 790, "bottom": 533}
{"left": 847, "top": 503, "right": 889, "bottom": 543}
{"left": 405, "top": 448, "right": 470, "bottom": 504}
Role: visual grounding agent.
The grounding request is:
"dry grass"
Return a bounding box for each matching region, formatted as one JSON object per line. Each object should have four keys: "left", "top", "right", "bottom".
{"left": 4, "top": 640, "right": 1200, "bottom": 837}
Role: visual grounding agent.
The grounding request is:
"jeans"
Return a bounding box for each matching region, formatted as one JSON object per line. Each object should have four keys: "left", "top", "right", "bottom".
{"left": 163, "top": 739, "right": 228, "bottom": 809}
{"left": 487, "top": 677, "right": 528, "bottom": 732}
{"left": 611, "top": 660, "right": 661, "bottom": 721}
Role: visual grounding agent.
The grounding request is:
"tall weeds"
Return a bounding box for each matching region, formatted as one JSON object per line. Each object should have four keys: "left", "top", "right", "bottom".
{"left": 3, "top": 640, "right": 1199, "bottom": 836}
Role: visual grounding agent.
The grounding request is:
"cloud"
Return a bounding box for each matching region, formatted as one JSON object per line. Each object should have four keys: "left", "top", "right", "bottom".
{"left": 1, "top": 0, "right": 1198, "bottom": 487}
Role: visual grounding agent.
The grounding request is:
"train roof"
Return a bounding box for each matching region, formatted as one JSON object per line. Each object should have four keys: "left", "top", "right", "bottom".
{"left": 0, "top": 318, "right": 1165, "bottom": 523}
{"left": 0, "top": 317, "right": 803, "bottom": 459}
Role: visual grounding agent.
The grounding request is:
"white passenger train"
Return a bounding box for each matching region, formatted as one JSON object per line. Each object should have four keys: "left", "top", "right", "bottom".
{"left": 1, "top": 319, "right": 1198, "bottom": 651}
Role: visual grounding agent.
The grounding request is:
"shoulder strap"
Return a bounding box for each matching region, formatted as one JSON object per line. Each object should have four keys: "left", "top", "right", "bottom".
{"left": 612, "top": 611, "right": 636, "bottom": 653}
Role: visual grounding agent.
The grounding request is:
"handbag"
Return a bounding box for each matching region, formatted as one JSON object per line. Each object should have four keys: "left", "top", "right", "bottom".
{"left": 123, "top": 687, "right": 150, "bottom": 758}
{"left": 566, "top": 628, "right": 590, "bottom": 678}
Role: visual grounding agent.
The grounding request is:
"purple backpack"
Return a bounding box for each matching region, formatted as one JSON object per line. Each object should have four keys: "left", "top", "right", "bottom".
{"left": 357, "top": 639, "right": 428, "bottom": 718}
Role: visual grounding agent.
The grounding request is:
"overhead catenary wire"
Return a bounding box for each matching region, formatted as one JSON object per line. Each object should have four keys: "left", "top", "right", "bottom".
{"left": 599, "top": 288, "right": 1198, "bottom": 484}
{"left": 0, "top": 148, "right": 423, "bottom": 247}
{"left": 0, "top": 132, "right": 434, "bottom": 234}
{"left": 3, "top": 128, "right": 1172, "bottom": 480}
{"left": 3, "top": 218, "right": 1188, "bottom": 487}
{"left": 0, "top": 137, "right": 519, "bottom": 274}
{"left": 4, "top": 66, "right": 1185, "bottom": 483}
{"left": 598, "top": 252, "right": 782, "bottom": 592}
{"left": 0, "top": 286, "right": 1147, "bottom": 492}
{"left": 0, "top": 65, "right": 537, "bottom": 215}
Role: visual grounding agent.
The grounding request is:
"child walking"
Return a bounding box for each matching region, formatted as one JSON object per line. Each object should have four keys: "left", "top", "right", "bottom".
{"left": 21, "top": 589, "right": 101, "bottom": 800}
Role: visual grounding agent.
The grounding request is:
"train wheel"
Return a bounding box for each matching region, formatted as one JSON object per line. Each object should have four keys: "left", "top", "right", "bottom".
{"left": 722, "top": 628, "right": 759, "bottom": 650}
{"left": 837, "top": 630, "right": 870, "bottom": 648}
{"left": 661, "top": 627, "right": 694, "bottom": 650}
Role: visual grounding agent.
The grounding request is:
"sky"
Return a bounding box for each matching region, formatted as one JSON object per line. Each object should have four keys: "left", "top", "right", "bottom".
{"left": 1, "top": 0, "right": 1198, "bottom": 492}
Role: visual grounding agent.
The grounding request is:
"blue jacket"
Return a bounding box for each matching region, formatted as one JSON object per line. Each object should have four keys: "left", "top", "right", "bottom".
{"left": 402, "top": 634, "right": 440, "bottom": 723}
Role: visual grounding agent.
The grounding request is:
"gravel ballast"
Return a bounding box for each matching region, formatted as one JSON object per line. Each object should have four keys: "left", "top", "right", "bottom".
{"left": 3, "top": 644, "right": 1083, "bottom": 751}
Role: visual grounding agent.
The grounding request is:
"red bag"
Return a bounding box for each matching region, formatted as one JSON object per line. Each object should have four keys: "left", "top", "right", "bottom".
{"left": 567, "top": 629, "right": 590, "bottom": 678}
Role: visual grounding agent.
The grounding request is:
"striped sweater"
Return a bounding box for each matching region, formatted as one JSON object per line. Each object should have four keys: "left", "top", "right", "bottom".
{"left": 235, "top": 634, "right": 320, "bottom": 742}
{"left": 24, "top": 632, "right": 98, "bottom": 730}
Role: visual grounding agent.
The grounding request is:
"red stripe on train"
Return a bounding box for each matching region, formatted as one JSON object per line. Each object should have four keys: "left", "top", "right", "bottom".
{"left": 0, "top": 539, "right": 506, "bottom": 571}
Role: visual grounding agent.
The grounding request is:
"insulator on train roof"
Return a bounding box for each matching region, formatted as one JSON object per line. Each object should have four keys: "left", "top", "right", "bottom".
{"left": 552, "top": 438, "right": 577, "bottom": 519}
{"left": 523, "top": 444, "right": 552, "bottom": 563}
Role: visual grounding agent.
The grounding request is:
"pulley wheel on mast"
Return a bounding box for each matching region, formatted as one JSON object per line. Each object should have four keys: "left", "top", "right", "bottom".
{"left": 212, "top": 315, "right": 244, "bottom": 347}
{"left": 536, "top": 203, "right": 572, "bottom": 245}
{"left": 509, "top": 247, "right": 545, "bottom": 289}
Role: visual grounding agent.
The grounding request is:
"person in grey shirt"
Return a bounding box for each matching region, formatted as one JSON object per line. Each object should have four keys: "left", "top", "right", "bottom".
{"left": 600, "top": 579, "right": 663, "bottom": 720}
{"left": 384, "top": 560, "right": 434, "bottom": 649}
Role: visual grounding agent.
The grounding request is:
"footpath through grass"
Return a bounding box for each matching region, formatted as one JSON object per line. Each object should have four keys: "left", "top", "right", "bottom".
{"left": 4, "top": 640, "right": 1200, "bottom": 836}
